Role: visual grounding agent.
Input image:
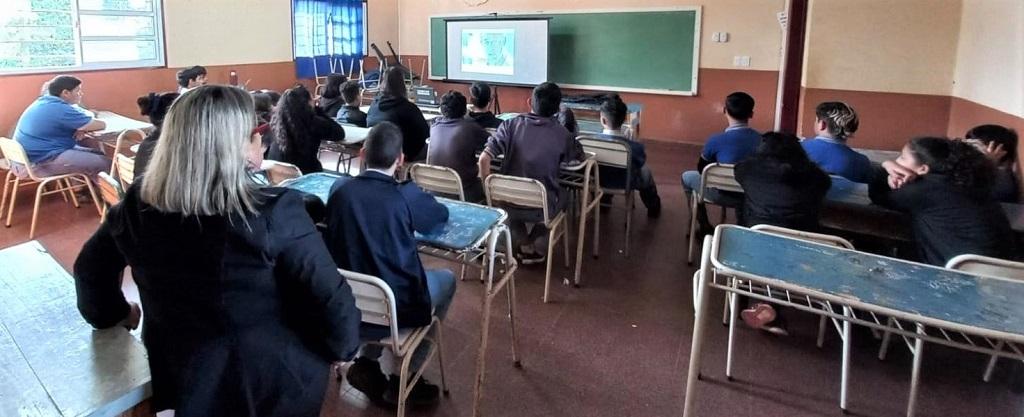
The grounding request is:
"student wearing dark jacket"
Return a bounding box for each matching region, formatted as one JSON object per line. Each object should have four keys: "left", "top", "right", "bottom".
{"left": 964, "top": 124, "right": 1019, "bottom": 203}
{"left": 317, "top": 73, "right": 347, "bottom": 118}
{"left": 325, "top": 122, "right": 454, "bottom": 408}
{"left": 132, "top": 91, "right": 179, "bottom": 179}
{"left": 468, "top": 81, "right": 502, "bottom": 129}
{"left": 736, "top": 132, "right": 832, "bottom": 231}
{"left": 427, "top": 91, "right": 489, "bottom": 202}
{"left": 589, "top": 94, "right": 661, "bottom": 217}
{"left": 870, "top": 136, "right": 1017, "bottom": 266}
{"left": 335, "top": 80, "right": 367, "bottom": 127}
{"left": 268, "top": 85, "right": 345, "bottom": 174}
{"left": 367, "top": 67, "right": 430, "bottom": 160}
{"left": 73, "top": 86, "right": 360, "bottom": 417}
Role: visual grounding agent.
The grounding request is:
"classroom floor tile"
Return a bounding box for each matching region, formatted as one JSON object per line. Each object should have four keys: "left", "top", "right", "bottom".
{"left": 1, "top": 142, "right": 1021, "bottom": 417}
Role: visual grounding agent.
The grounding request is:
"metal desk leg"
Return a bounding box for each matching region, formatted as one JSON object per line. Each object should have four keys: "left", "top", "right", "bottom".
{"left": 906, "top": 325, "right": 925, "bottom": 417}
{"left": 683, "top": 235, "right": 714, "bottom": 417}
{"left": 472, "top": 229, "right": 500, "bottom": 417}
{"left": 841, "top": 306, "right": 852, "bottom": 412}
{"left": 725, "top": 279, "right": 737, "bottom": 380}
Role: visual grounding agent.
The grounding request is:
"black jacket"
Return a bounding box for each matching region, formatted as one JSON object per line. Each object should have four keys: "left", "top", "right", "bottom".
{"left": 325, "top": 171, "right": 448, "bottom": 327}
{"left": 267, "top": 112, "right": 346, "bottom": 174}
{"left": 869, "top": 171, "right": 1017, "bottom": 266}
{"left": 336, "top": 105, "right": 368, "bottom": 128}
{"left": 735, "top": 157, "right": 832, "bottom": 231}
{"left": 469, "top": 111, "right": 502, "bottom": 130}
{"left": 318, "top": 96, "right": 345, "bottom": 118}
{"left": 367, "top": 95, "right": 430, "bottom": 160}
{"left": 133, "top": 128, "right": 160, "bottom": 180}
{"left": 73, "top": 184, "right": 360, "bottom": 416}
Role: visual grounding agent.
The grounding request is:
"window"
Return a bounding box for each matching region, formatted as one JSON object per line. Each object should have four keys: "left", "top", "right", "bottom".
{"left": 0, "top": 0, "right": 164, "bottom": 74}
{"left": 292, "top": 0, "right": 366, "bottom": 78}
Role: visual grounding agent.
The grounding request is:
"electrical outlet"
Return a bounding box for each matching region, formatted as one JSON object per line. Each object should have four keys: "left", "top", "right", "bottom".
{"left": 712, "top": 32, "right": 720, "bottom": 42}
{"left": 721, "top": 32, "right": 729, "bottom": 42}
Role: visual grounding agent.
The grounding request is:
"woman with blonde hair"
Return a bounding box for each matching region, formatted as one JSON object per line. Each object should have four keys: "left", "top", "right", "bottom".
{"left": 73, "top": 85, "right": 361, "bottom": 417}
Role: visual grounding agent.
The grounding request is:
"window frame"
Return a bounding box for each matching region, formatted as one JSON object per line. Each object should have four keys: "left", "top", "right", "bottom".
{"left": 0, "top": 0, "right": 166, "bottom": 76}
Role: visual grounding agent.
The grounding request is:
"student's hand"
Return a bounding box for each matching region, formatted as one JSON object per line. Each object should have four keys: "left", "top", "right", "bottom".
{"left": 887, "top": 175, "right": 905, "bottom": 190}
{"left": 118, "top": 302, "right": 142, "bottom": 330}
{"left": 881, "top": 160, "right": 917, "bottom": 185}
{"left": 981, "top": 142, "right": 1007, "bottom": 164}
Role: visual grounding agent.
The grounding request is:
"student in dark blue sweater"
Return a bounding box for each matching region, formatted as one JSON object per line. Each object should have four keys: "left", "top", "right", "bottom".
{"left": 590, "top": 94, "right": 661, "bottom": 217}
{"left": 325, "top": 122, "right": 454, "bottom": 408}
{"left": 682, "top": 92, "right": 761, "bottom": 232}
{"left": 801, "top": 101, "right": 873, "bottom": 183}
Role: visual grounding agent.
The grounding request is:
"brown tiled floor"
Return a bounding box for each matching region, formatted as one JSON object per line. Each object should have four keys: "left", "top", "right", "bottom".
{"left": 2, "top": 143, "right": 1021, "bottom": 417}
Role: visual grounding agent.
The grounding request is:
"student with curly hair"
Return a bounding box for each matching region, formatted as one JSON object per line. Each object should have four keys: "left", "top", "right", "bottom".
{"left": 964, "top": 124, "right": 1019, "bottom": 203}
{"left": 267, "top": 85, "right": 346, "bottom": 174}
{"left": 870, "top": 136, "right": 1017, "bottom": 265}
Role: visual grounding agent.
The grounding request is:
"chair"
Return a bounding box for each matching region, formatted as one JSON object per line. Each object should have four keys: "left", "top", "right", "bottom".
{"left": 339, "top": 268, "right": 448, "bottom": 417}
{"left": 107, "top": 129, "right": 145, "bottom": 174}
{"left": 686, "top": 163, "right": 743, "bottom": 265}
{"left": 947, "top": 255, "right": 1024, "bottom": 382}
{"left": 0, "top": 137, "right": 101, "bottom": 238}
{"left": 485, "top": 174, "right": 570, "bottom": 303}
{"left": 114, "top": 154, "right": 136, "bottom": 190}
{"left": 96, "top": 172, "right": 123, "bottom": 221}
{"left": 409, "top": 163, "right": 464, "bottom": 201}
{"left": 578, "top": 136, "right": 635, "bottom": 257}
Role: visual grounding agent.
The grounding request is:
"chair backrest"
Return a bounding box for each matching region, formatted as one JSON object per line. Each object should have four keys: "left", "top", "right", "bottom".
{"left": 578, "top": 136, "right": 631, "bottom": 169}
{"left": 96, "top": 172, "right": 123, "bottom": 207}
{"left": 485, "top": 173, "right": 551, "bottom": 223}
{"left": 409, "top": 163, "right": 464, "bottom": 201}
{"left": 338, "top": 268, "right": 402, "bottom": 351}
{"left": 946, "top": 254, "right": 1024, "bottom": 280}
{"left": 750, "top": 224, "right": 854, "bottom": 249}
{"left": 0, "top": 137, "right": 35, "bottom": 178}
{"left": 115, "top": 154, "right": 135, "bottom": 188}
{"left": 699, "top": 163, "right": 743, "bottom": 197}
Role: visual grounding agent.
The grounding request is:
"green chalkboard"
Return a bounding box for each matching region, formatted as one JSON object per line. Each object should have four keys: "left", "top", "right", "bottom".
{"left": 429, "top": 9, "right": 700, "bottom": 94}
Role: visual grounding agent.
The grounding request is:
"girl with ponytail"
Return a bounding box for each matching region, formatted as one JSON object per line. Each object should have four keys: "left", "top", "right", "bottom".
{"left": 870, "top": 136, "right": 1017, "bottom": 265}
{"left": 133, "top": 91, "right": 180, "bottom": 179}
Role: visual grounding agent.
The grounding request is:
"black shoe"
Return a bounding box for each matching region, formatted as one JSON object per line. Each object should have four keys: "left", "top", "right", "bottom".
{"left": 346, "top": 358, "right": 389, "bottom": 404}
{"left": 518, "top": 251, "right": 546, "bottom": 265}
{"left": 382, "top": 375, "right": 441, "bottom": 407}
{"left": 646, "top": 200, "right": 662, "bottom": 218}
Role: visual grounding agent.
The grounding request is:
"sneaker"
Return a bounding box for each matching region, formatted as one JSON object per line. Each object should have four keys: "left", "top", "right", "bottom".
{"left": 382, "top": 375, "right": 441, "bottom": 407}
{"left": 518, "top": 251, "right": 547, "bottom": 265}
{"left": 346, "top": 358, "right": 389, "bottom": 404}
{"left": 740, "top": 303, "right": 777, "bottom": 329}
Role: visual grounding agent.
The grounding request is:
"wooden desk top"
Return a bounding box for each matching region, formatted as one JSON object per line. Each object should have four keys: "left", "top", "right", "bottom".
{"left": 0, "top": 241, "right": 151, "bottom": 417}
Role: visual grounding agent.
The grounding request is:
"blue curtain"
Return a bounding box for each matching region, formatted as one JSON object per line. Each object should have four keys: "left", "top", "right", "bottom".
{"left": 293, "top": 0, "right": 365, "bottom": 79}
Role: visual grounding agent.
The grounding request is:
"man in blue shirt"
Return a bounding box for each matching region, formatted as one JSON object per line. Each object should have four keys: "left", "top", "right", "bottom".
{"left": 589, "top": 94, "right": 661, "bottom": 217}
{"left": 681, "top": 92, "right": 761, "bottom": 232}
{"left": 13, "top": 75, "right": 108, "bottom": 181}
{"left": 801, "top": 101, "right": 873, "bottom": 183}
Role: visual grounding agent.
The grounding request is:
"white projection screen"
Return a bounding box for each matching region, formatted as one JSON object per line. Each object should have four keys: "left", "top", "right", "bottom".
{"left": 445, "top": 19, "right": 549, "bottom": 85}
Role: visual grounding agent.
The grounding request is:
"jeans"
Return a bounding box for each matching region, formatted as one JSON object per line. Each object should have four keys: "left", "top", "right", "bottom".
{"left": 681, "top": 171, "right": 742, "bottom": 229}
{"left": 359, "top": 269, "right": 456, "bottom": 375}
{"left": 12, "top": 146, "right": 110, "bottom": 182}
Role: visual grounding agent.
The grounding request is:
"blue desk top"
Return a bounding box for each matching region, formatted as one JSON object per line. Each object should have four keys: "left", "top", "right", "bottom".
{"left": 713, "top": 226, "right": 1024, "bottom": 339}
{"left": 282, "top": 173, "right": 504, "bottom": 251}
{"left": 0, "top": 241, "right": 151, "bottom": 417}
{"left": 824, "top": 176, "right": 872, "bottom": 206}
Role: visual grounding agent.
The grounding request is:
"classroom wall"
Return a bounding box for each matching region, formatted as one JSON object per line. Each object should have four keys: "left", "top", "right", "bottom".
{"left": 367, "top": 0, "right": 401, "bottom": 53}
{"left": 388, "top": 0, "right": 787, "bottom": 144}
{"left": 798, "top": 0, "right": 963, "bottom": 150}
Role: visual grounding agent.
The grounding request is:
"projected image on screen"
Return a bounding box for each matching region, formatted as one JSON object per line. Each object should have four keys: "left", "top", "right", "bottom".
{"left": 460, "top": 29, "right": 515, "bottom": 76}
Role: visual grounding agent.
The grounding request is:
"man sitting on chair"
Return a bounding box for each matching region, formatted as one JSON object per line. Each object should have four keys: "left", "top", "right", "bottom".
{"left": 12, "top": 75, "right": 109, "bottom": 182}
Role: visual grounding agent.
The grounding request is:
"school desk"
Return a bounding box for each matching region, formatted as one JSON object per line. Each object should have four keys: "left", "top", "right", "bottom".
{"left": 358, "top": 105, "right": 441, "bottom": 121}
{"left": 0, "top": 241, "right": 151, "bottom": 417}
{"left": 854, "top": 147, "right": 900, "bottom": 164}
{"left": 318, "top": 124, "right": 370, "bottom": 172}
{"left": 282, "top": 173, "right": 523, "bottom": 417}
{"left": 561, "top": 101, "right": 644, "bottom": 138}
{"left": 683, "top": 225, "right": 1024, "bottom": 417}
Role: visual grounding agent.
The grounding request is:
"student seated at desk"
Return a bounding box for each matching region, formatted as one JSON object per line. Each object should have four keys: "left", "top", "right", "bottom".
{"left": 317, "top": 73, "right": 348, "bottom": 118}
{"left": 268, "top": 84, "right": 346, "bottom": 174}
{"left": 367, "top": 66, "right": 430, "bottom": 161}
{"left": 12, "top": 75, "right": 109, "bottom": 181}
{"left": 557, "top": 106, "right": 579, "bottom": 136}
{"left": 591, "top": 94, "right": 661, "bottom": 217}
{"left": 468, "top": 81, "right": 503, "bottom": 129}
{"left": 252, "top": 91, "right": 274, "bottom": 123}
{"left": 964, "top": 124, "right": 1019, "bottom": 203}
{"left": 335, "top": 80, "right": 368, "bottom": 127}
{"left": 133, "top": 91, "right": 180, "bottom": 178}
{"left": 427, "top": 91, "right": 489, "bottom": 202}
{"left": 871, "top": 136, "right": 1018, "bottom": 266}
{"left": 73, "top": 85, "right": 361, "bottom": 417}
{"left": 325, "top": 122, "right": 454, "bottom": 408}
{"left": 478, "top": 82, "right": 583, "bottom": 264}
{"left": 802, "top": 101, "right": 873, "bottom": 183}
{"left": 175, "top": 65, "right": 207, "bottom": 94}
{"left": 681, "top": 92, "right": 760, "bottom": 233}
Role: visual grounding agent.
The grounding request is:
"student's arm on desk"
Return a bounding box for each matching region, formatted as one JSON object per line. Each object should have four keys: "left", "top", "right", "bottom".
{"left": 272, "top": 191, "right": 361, "bottom": 361}
{"left": 401, "top": 182, "right": 449, "bottom": 234}
{"left": 868, "top": 165, "right": 920, "bottom": 212}
{"left": 73, "top": 217, "right": 137, "bottom": 330}
{"left": 479, "top": 121, "right": 511, "bottom": 180}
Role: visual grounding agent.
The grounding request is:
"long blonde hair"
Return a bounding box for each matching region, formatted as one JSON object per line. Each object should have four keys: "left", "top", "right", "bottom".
{"left": 140, "top": 85, "right": 258, "bottom": 217}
